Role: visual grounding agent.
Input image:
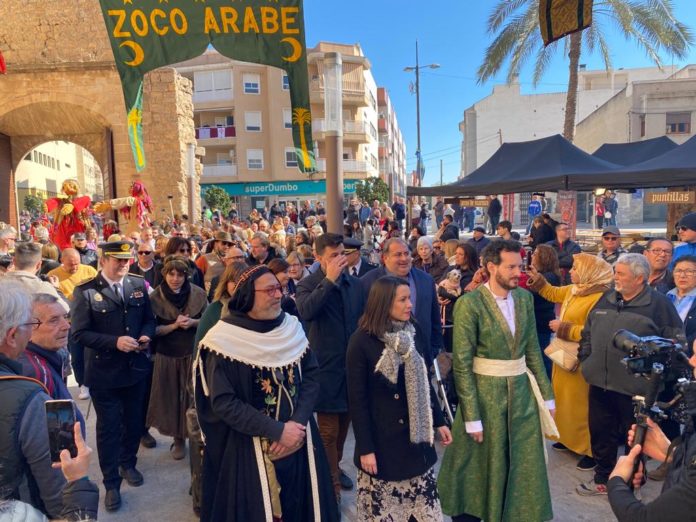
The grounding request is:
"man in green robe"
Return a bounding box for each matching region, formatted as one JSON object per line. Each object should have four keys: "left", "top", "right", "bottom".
{"left": 438, "top": 239, "right": 557, "bottom": 522}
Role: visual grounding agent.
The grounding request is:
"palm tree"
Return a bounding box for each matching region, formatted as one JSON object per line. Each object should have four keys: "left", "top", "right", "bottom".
{"left": 478, "top": 0, "right": 692, "bottom": 141}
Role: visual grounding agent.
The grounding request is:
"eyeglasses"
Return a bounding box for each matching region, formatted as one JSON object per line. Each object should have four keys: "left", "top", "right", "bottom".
{"left": 603, "top": 236, "right": 619, "bottom": 241}
{"left": 645, "top": 248, "right": 673, "bottom": 255}
{"left": 433, "top": 245, "right": 442, "bottom": 250}
{"left": 21, "top": 314, "right": 70, "bottom": 330}
{"left": 255, "top": 284, "right": 283, "bottom": 297}
{"left": 674, "top": 268, "right": 696, "bottom": 277}
{"left": 138, "top": 251, "right": 152, "bottom": 256}
{"left": 177, "top": 248, "right": 190, "bottom": 254}
{"left": 222, "top": 241, "right": 234, "bottom": 247}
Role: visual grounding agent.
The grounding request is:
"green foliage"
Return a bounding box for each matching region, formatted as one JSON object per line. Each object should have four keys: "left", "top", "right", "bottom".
{"left": 355, "top": 177, "right": 390, "bottom": 204}
{"left": 202, "top": 185, "right": 231, "bottom": 215}
{"left": 478, "top": 0, "right": 692, "bottom": 86}
{"left": 23, "top": 194, "right": 44, "bottom": 216}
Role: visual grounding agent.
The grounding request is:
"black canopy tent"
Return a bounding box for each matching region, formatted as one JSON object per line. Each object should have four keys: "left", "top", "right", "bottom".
{"left": 407, "top": 134, "right": 618, "bottom": 198}
{"left": 591, "top": 136, "right": 677, "bottom": 166}
{"left": 570, "top": 134, "right": 696, "bottom": 190}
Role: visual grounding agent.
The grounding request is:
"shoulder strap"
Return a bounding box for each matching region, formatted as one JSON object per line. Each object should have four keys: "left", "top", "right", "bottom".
{"left": 0, "top": 375, "right": 50, "bottom": 395}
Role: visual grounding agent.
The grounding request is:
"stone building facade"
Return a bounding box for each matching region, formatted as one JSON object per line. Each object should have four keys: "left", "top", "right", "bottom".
{"left": 0, "top": 0, "right": 201, "bottom": 228}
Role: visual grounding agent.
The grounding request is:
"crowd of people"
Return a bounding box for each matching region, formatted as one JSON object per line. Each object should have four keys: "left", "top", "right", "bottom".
{"left": 1, "top": 197, "right": 696, "bottom": 521}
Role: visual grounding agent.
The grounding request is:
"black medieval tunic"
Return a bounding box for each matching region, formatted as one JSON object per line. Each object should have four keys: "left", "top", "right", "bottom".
{"left": 194, "top": 312, "right": 338, "bottom": 522}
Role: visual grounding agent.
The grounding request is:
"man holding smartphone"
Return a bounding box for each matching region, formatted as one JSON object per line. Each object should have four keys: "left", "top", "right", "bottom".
{"left": 71, "top": 240, "right": 156, "bottom": 512}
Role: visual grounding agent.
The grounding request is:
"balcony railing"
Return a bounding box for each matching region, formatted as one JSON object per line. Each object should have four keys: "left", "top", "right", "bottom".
{"left": 195, "top": 126, "right": 236, "bottom": 140}
{"left": 311, "top": 119, "right": 370, "bottom": 135}
{"left": 193, "top": 89, "right": 233, "bottom": 104}
{"left": 315, "top": 158, "right": 376, "bottom": 175}
{"left": 201, "top": 164, "right": 238, "bottom": 178}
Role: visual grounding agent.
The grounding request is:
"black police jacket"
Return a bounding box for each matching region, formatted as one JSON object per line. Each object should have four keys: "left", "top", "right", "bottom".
{"left": 71, "top": 274, "right": 156, "bottom": 389}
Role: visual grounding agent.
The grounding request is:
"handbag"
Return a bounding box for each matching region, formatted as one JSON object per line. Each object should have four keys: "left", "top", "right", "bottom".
{"left": 544, "top": 336, "right": 579, "bottom": 372}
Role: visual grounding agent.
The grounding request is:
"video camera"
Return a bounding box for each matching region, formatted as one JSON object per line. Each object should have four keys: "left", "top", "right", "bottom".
{"left": 613, "top": 330, "right": 696, "bottom": 482}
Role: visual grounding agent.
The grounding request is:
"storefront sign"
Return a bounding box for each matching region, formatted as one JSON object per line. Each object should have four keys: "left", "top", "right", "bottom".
{"left": 204, "top": 179, "right": 358, "bottom": 197}
{"left": 645, "top": 191, "right": 695, "bottom": 205}
{"left": 443, "top": 198, "right": 488, "bottom": 207}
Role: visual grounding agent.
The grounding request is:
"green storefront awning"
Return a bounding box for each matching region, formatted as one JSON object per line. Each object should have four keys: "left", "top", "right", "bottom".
{"left": 203, "top": 179, "right": 358, "bottom": 197}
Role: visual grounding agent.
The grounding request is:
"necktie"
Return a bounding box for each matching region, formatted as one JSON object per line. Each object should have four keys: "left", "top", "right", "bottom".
{"left": 113, "top": 283, "right": 123, "bottom": 304}
{"left": 352, "top": 267, "right": 358, "bottom": 277}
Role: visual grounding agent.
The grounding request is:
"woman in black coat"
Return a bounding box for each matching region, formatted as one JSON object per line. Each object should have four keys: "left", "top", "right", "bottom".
{"left": 347, "top": 276, "right": 452, "bottom": 521}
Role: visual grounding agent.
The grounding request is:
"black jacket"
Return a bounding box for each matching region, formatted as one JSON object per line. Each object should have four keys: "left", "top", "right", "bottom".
{"left": 296, "top": 270, "right": 364, "bottom": 413}
{"left": 546, "top": 238, "right": 581, "bottom": 284}
{"left": 608, "top": 428, "right": 696, "bottom": 522}
{"left": 439, "top": 223, "right": 459, "bottom": 242}
{"left": 350, "top": 257, "right": 377, "bottom": 279}
{"left": 487, "top": 197, "right": 502, "bottom": 217}
{"left": 360, "top": 267, "right": 443, "bottom": 367}
{"left": 347, "top": 328, "right": 445, "bottom": 481}
{"left": 467, "top": 236, "right": 491, "bottom": 256}
{"left": 129, "top": 260, "right": 163, "bottom": 289}
{"left": 529, "top": 223, "right": 555, "bottom": 248}
{"left": 579, "top": 286, "right": 685, "bottom": 397}
{"left": 683, "top": 298, "right": 696, "bottom": 350}
{"left": 71, "top": 273, "right": 157, "bottom": 389}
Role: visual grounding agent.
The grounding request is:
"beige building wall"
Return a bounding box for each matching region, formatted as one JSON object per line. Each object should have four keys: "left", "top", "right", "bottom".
{"left": 177, "top": 42, "right": 384, "bottom": 213}
{"left": 574, "top": 65, "right": 696, "bottom": 224}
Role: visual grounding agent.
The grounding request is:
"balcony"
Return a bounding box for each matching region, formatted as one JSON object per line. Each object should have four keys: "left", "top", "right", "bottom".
{"left": 315, "top": 158, "right": 378, "bottom": 178}
{"left": 309, "top": 77, "right": 370, "bottom": 106}
{"left": 192, "top": 89, "right": 234, "bottom": 107}
{"left": 200, "top": 164, "right": 238, "bottom": 181}
{"left": 195, "top": 126, "right": 236, "bottom": 146}
{"left": 311, "top": 119, "right": 371, "bottom": 142}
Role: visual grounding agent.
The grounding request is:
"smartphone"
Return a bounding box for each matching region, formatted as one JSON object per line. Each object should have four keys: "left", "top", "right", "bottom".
{"left": 526, "top": 250, "right": 532, "bottom": 270}
{"left": 45, "top": 399, "right": 78, "bottom": 462}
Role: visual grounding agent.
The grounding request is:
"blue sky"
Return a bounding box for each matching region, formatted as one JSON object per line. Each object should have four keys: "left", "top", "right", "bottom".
{"left": 304, "top": 0, "right": 696, "bottom": 187}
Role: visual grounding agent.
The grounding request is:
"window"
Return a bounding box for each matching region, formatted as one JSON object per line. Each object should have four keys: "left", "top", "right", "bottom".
{"left": 282, "top": 74, "right": 290, "bottom": 91}
{"left": 666, "top": 112, "right": 691, "bottom": 134}
{"left": 194, "top": 70, "right": 232, "bottom": 93}
{"left": 370, "top": 123, "right": 377, "bottom": 140}
{"left": 247, "top": 149, "right": 264, "bottom": 170}
{"left": 216, "top": 152, "right": 233, "bottom": 165}
{"left": 285, "top": 147, "right": 298, "bottom": 168}
{"left": 639, "top": 115, "right": 646, "bottom": 137}
{"left": 243, "top": 73, "right": 260, "bottom": 94}
{"left": 283, "top": 108, "right": 292, "bottom": 129}
{"left": 244, "top": 111, "right": 262, "bottom": 132}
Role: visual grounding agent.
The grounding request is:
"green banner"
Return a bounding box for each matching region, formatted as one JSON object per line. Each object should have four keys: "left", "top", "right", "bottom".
{"left": 98, "top": 0, "right": 316, "bottom": 173}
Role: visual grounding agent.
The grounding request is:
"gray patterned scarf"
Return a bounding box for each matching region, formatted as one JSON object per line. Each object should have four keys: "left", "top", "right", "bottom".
{"left": 376, "top": 321, "right": 433, "bottom": 445}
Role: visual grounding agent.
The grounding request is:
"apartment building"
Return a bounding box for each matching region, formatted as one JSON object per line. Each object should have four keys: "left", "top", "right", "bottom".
{"left": 378, "top": 87, "right": 407, "bottom": 199}
{"left": 574, "top": 64, "right": 696, "bottom": 224}
{"left": 16, "top": 141, "right": 103, "bottom": 209}
{"left": 176, "top": 42, "right": 384, "bottom": 215}
{"left": 458, "top": 66, "right": 678, "bottom": 224}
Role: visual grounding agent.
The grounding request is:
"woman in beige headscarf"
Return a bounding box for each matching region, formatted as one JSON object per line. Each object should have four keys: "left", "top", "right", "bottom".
{"left": 528, "top": 253, "right": 613, "bottom": 471}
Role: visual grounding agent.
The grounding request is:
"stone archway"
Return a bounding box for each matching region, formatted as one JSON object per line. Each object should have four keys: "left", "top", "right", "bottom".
{"left": 0, "top": 0, "right": 202, "bottom": 228}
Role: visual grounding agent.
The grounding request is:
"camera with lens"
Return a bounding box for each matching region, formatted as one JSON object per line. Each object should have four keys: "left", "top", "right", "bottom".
{"left": 613, "top": 330, "right": 691, "bottom": 378}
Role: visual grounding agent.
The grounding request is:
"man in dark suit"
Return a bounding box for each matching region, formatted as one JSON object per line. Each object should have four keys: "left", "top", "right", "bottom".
{"left": 343, "top": 237, "right": 376, "bottom": 278}
{"left": 360, "top": 237, "right": 443, "bottom": 366}
{"left": 296, "top": 233, "right": 364, "bottom": 498}
{"left": 71, "top": 241, "right": 156, "bottom": 512}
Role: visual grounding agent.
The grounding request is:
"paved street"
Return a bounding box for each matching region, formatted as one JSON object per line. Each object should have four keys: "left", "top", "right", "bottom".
{"left": 71, "top": 384, "right": 661, "bottom": 522}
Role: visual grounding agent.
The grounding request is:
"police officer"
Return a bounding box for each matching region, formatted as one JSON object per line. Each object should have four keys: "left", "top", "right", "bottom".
{"left": 71, "top": 241, "right": 156, "bottom": 512}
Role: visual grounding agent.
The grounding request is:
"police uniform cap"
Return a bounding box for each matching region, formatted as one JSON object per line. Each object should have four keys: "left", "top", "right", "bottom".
{"left": 343, "top": 237, "right": 363, "bottom": 254}
{"left": 100, "top": 240, "right": 134, "bottom": 259}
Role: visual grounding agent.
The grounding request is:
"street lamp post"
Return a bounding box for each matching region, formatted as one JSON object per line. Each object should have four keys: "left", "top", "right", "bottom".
{"left": 324, "top": 52, "right": 344, "bottom": 234}
{"left": 404, "top": 41, "right": 439, "bottom": 185}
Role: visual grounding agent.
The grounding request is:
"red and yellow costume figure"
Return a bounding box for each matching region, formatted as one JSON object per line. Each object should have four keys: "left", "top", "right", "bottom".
{"left": 44, "top": 180, "right": 91, "bottom": 250}
{"left": 93, "top": 181, "right": 153, "bottom": 235}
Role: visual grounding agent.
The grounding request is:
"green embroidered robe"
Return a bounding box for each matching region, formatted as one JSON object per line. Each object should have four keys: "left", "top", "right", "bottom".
{"left": 438, "top": 286, "right": 554, "bottom": 521}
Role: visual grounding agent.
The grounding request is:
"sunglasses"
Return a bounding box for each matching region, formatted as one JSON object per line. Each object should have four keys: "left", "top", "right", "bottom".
{"left": 222, "top": 241, "right": 234, "bottom": 247}
{"left": 138, "top": 251, "right": 152, "bottom": 255}
{"left": 177, "top": 248, "right": 191, "bottom": 254}
{"left": 678, "top": 226, "right": 691, "bottom": 232}
{"left": 603, "top": 236, "right": 619, "bottom": 241}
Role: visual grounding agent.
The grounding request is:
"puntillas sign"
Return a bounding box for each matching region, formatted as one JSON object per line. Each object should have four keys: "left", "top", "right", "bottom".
{"left": 98, "top": 0, "right": 315, "bottom": 174}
